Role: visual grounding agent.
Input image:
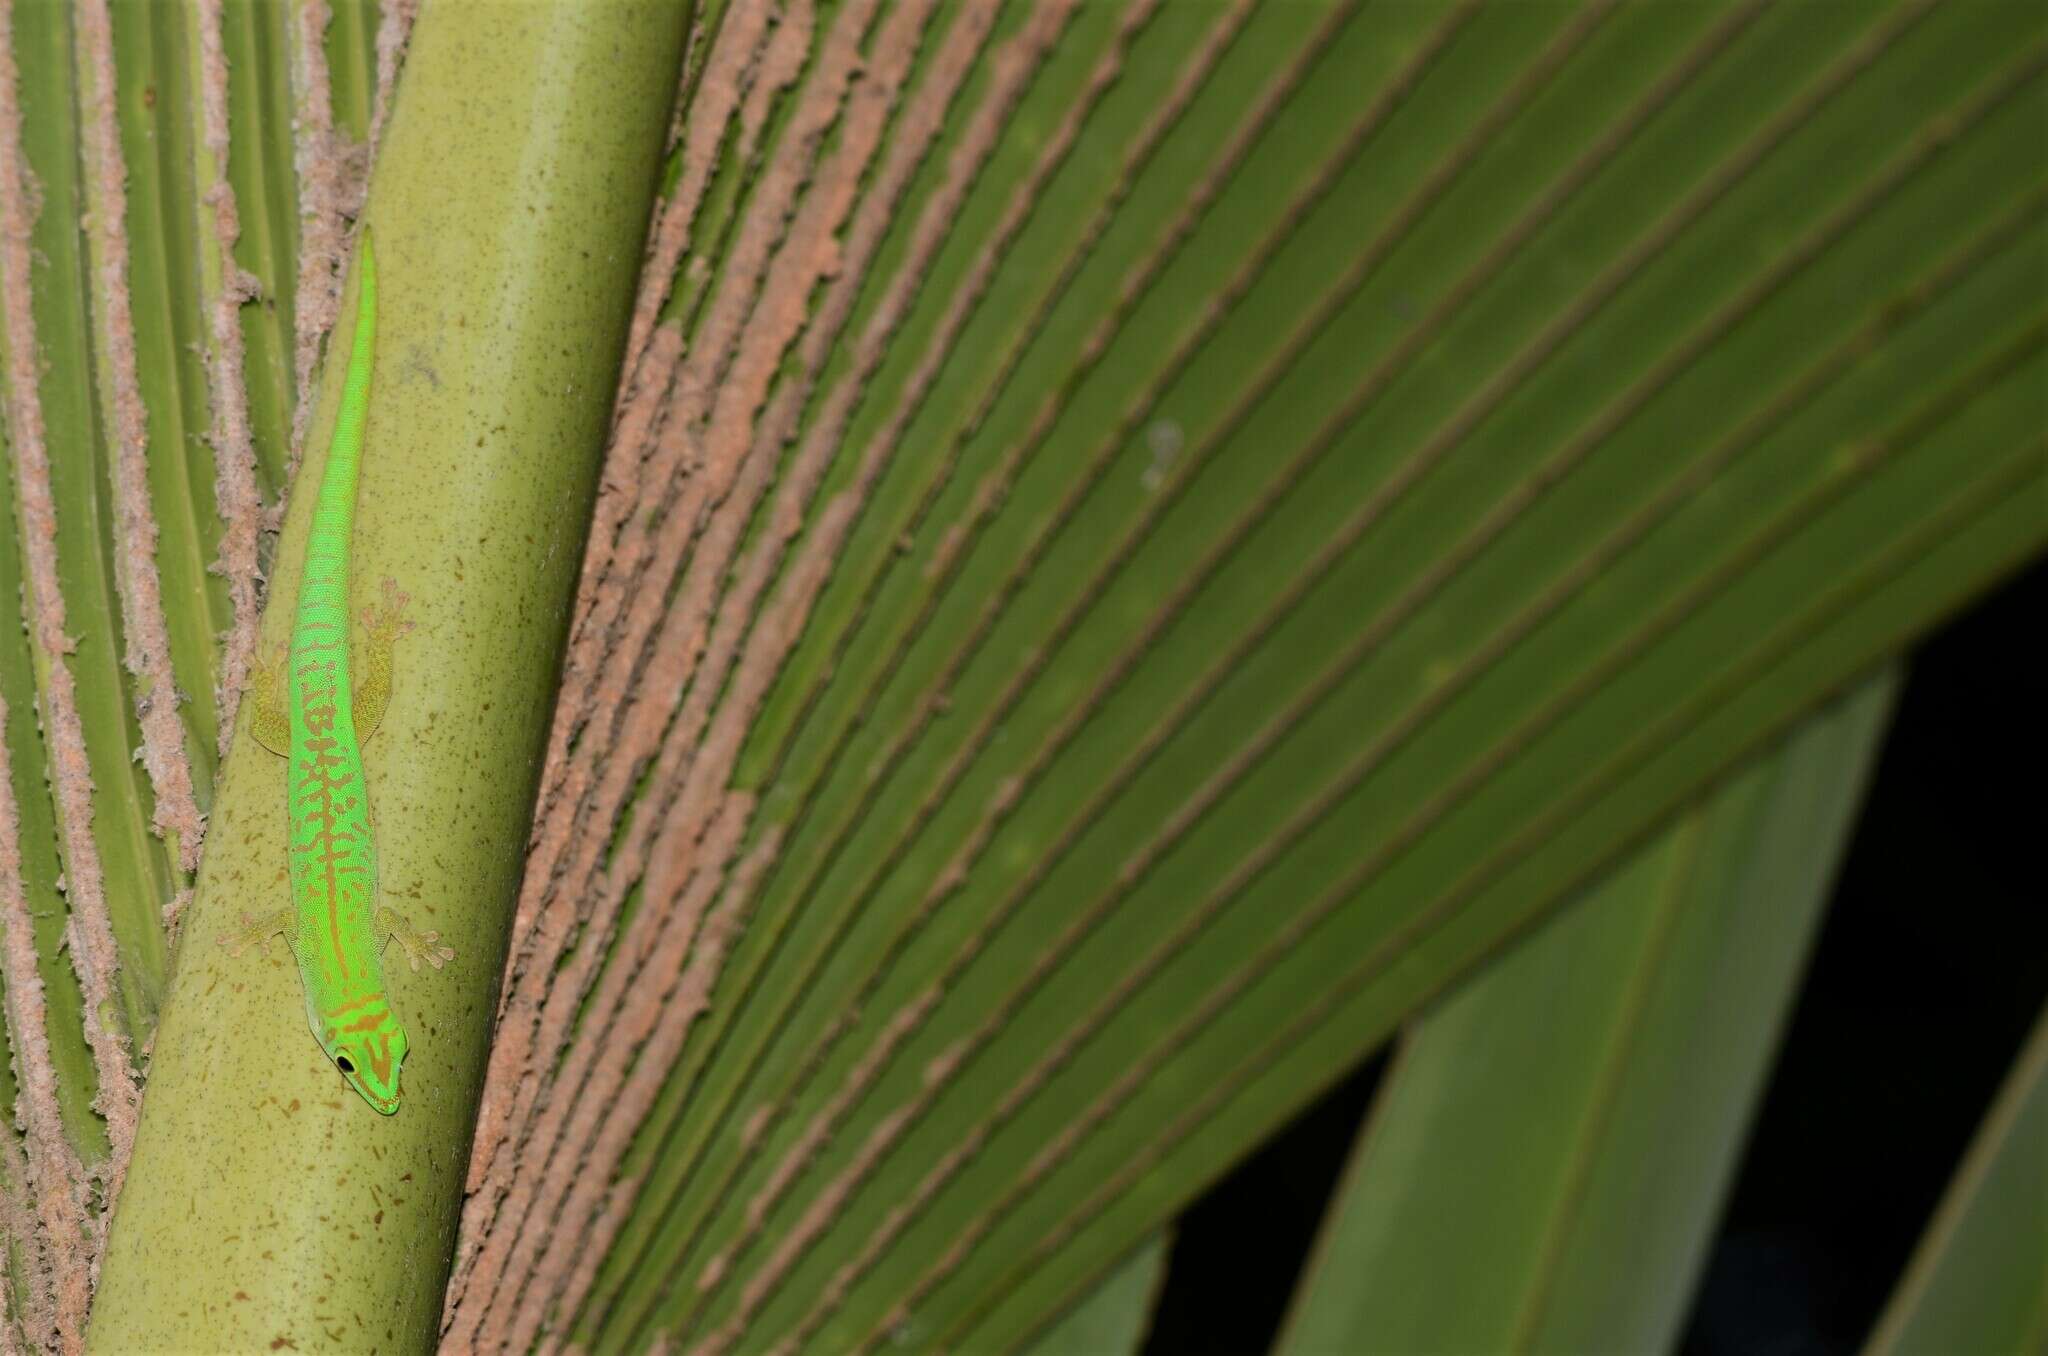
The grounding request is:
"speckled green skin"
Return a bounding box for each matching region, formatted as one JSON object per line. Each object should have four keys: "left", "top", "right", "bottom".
{"left": 87, "top": 5, "right": 691, "bottom": 1350}
{"left": 231, "top": 235, "right": 452, "bottom": 1115}
{"left": 286, "top": 238, "right": 391, "bottom": 1109}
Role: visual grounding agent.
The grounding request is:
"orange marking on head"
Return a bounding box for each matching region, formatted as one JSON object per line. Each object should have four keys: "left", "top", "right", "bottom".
{"left": 365, "top": 1032, "right": 395, "bottom": 1086}
{"left": 324, "top": 992, "right": 381, "bottom": 1020}
{"left": 342, "top": 1004, "right": 389, "bottom": 1035}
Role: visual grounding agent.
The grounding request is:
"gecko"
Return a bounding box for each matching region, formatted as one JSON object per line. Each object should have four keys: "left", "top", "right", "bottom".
{"left": 221, "top": 230, "right": 453, "bottom": 1115}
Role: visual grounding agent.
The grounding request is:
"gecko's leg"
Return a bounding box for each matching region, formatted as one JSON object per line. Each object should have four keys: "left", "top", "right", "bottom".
{"left": 377, "top": 904, "right": 454, "bottom": 973}
{"left": 218, "top": 909, "right": 291, "bottom": 957}
{"left": 353, "top": 579, "right": 414, "bottom": 743}
{"left": 249, "top": 643, "right": 290, "bottom": 755}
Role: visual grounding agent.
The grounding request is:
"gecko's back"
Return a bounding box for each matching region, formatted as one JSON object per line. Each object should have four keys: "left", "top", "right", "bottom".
{"left": 287, "top": 235, "right": 405, "bottom": 1106}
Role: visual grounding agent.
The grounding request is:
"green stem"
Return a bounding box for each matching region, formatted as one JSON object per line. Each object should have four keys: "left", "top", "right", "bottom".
{"left": 86, "top": 4, "right": 688, "bottom": 1349}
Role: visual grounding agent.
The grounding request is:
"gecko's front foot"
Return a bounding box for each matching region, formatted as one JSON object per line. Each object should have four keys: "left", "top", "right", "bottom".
{"left": 219, "top": 909, "right": 288, "bottom": 957}
{"left": 380, "top": 905, "right": 454, "bottom": 973}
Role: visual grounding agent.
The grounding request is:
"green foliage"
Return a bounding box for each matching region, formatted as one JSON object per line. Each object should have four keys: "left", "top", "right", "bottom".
{"left": 0, "top": 0, "right": 2040, "bottom": 1352}
{"left": 1019, "top": 1233, "right": 1165, "bottom": 1356}
{"left": 3, "top": 0, "right": 176, "bottom": 1061}
{"left": 1864, "top": 1006, "right": 2048, "bottom": 1356}
{"left": 1274, "top": 674, "right": 1893, "bottom": 1355}
{"left": 567, "top": 2, "right": 2046, "bottom": 1350}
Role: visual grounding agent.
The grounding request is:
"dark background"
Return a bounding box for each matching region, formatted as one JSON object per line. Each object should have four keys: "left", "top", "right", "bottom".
{"left": 1141, "top": 557, "right": 2046, "bottom": 1355}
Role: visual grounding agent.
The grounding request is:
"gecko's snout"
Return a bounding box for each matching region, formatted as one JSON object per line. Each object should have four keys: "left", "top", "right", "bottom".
{"left": 329, "top": 1022, "right": 408, "bottom": 1114}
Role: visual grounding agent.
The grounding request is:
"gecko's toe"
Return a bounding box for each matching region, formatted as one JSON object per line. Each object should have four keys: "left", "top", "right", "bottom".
{"left": 398, "top": 927, "right": 451, "bottom": 972}
{"left": 220, "top": 912, "right": 269, "bottom": 957}
{"left": 362, "top": 578, "right": 416, "bottom": 638}
{"left": 416, "top": 931, "right": 454, "bottom": 971}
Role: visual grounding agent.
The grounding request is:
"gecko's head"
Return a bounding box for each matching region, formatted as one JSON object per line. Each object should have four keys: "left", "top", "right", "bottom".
{"left": 320, "top": 1000, "right": 408, "bottom": 1115}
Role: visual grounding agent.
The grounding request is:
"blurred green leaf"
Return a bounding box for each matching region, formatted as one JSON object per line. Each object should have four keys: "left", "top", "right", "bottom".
{"left": 1864, "top": 1004, "right": 2048, "bottom": 1356}
{"left": 1017, "top": 1233, "right": 1167, "bottom": 1356}
{"left": 1273, "top": 672, "right": 1894, "bottom": 1356}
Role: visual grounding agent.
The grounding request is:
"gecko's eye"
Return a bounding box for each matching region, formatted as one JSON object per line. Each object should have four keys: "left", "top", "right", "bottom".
{"left": 335, "top": 1054, "right": 355, "bottom": 1074}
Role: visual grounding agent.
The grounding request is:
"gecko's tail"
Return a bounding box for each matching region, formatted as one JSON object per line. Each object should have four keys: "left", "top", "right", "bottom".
{"left": 296, "top": 229, "right": 378, "bottom": 629}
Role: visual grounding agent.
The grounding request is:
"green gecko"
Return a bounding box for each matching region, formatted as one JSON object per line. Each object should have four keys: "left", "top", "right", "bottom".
{"left": 221, "top": 231, "right": 452, "bottom": 1115}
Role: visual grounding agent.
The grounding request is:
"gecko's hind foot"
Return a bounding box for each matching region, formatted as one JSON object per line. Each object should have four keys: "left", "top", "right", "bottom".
{"left": 360, "top": 578, "right": 416, "bottom": 643}
{"left": 219, "top": 910, "right": 286, "bottom": 957}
